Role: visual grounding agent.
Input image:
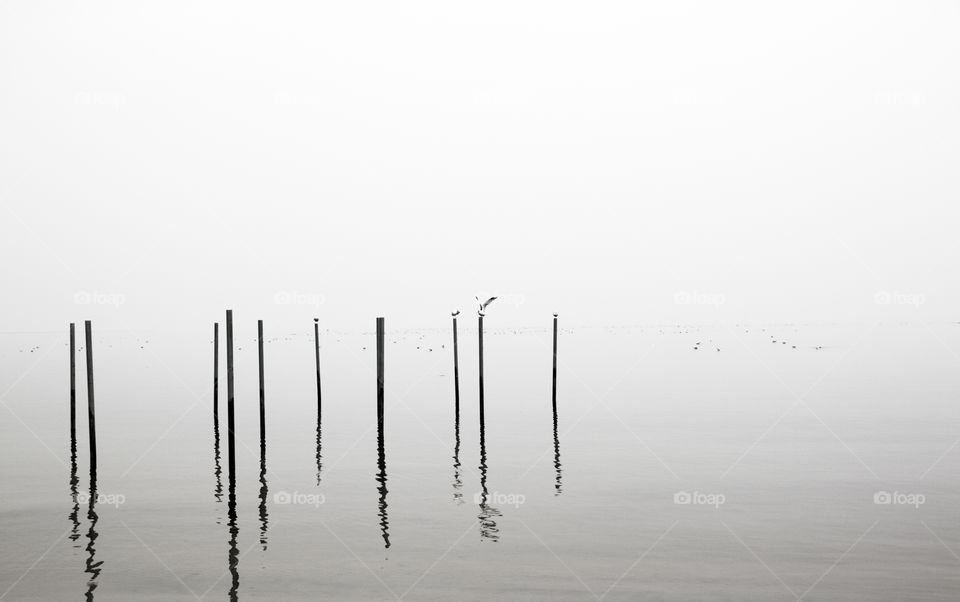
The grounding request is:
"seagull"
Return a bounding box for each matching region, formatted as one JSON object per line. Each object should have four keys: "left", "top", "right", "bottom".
{"left": 553, "top": 313, "right": 558, "bottom": 318}
{"left": 452, "top": 310, "right": 460, "bottom": 317}
{"left": 476, "top": 296, "right": 497, "bottom": 316}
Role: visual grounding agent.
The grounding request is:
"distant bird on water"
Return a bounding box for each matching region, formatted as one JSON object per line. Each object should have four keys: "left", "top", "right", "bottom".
{"left": 476, "top": 296, "right": 497, "bottom": 316}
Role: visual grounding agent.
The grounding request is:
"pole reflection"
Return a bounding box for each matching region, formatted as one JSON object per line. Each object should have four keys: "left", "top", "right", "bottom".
{"left": 477, "top": 425, "right": 501, "bottom": 542}
{"left": 376, "top": 418, "right": 390, "bottom": 549}
{"left": 83, "top": 469, "right": 101, "bottom": 601}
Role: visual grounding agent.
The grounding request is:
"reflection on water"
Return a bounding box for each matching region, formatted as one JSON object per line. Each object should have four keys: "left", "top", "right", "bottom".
{"left": 221, "top": 316, "right": 239, "bottom": 600}
{"left": 213, "top": 400, "right": 224, "bottom": 510}
{"left": 477, "top": 426, "right": 501, "bottom": 542}
{"left": 84, "top": 470, "right": 101, "bottom": 601}
{"left": 376, "top": 417, "right": 390, "bottom": 549}
{"left": 452, "top": 405, "right": 463, "bottom": 505}
{"left": 552, "top": 406, "right": 562, "bottom": 496}
{"left": 452, "top": 316, "right": 463, "bottom": 504}
{"left": 315, "top": 419, "right": 323, "bottom": 486}
{"left": 213, "top": 416, "right": 223, "bottom": 514}
{"left": 68, "top": 405, "right": 81, "bottom": 548}
{"left": 477, "top": 330, "right": 500, "bottom": 541}
{"left": 374, "top": 318, "right": 389, "bottom": 549}
{"left": 226, "top": 480, "right": 239, "bottom": 601}
{"left": 15, "top": 322, "right": 960, "bottom": 599}
{"left": 259, "top": 433, "right": 269, "bottom": 551}
{"left": 213, "top": 325, "right": 224, "bottom": 521}
{"left": 552, "top": 316, "right": 562, "bottom": 495}
{"left": 258, "top": 320, "right": 269, "bottom": 552}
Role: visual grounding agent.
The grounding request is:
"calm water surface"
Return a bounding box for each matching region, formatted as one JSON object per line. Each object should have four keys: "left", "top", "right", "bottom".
{"left": 2, "top": 321, "right": 960, "bottom": 600}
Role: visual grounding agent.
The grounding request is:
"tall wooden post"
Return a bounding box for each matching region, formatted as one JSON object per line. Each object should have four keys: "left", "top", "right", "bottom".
{"left": 70, "top": 323, "right": 76, "bottom": 441}
{"left": 226, "top": 310, "right": 236, "bottom": 482}
{"left": 376, "top": 317, "right": 385, "bottom": 426}
{"left": 452, "top": 315, "right": 460, "bottom": 414}
{"left": 552, "top": 314, "right": 558, "bottom": 413}
{"left": 258, "top": 319, "right": 265, "bottom": 446}
{"left": 213, "top": 323, "right": 219, "bottom": 423}
{"left": 314, "top": 318, "right": 321, "bottom": 418}
{"left": 478, "top": 315, "right": 484, "bottom": 428}
{"left": 84, "top": 320, "right": 96, "bottom": 471}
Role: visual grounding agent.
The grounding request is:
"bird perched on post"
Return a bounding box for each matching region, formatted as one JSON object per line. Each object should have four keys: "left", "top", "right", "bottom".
{"left": 476, "top": 296, "right": 497, "bottom": 316}
{"left": 452, "top": 310, "right": 460, "bottom": 317}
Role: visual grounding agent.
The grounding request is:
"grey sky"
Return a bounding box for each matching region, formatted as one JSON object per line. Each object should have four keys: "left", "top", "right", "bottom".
{"left": 1, "top": 1, "right": 957, "bottom": 331}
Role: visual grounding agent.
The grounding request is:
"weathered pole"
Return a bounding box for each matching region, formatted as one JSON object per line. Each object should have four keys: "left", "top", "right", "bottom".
{"left": 314, "top": 318, "right": 322, "bottom": 417}
{"left": 478, "top": 314, "right": 484, "bottom": 428}
{"left": 226, "top": 310, "right": 236, "bottom": 482}
{"left": 552, "top": 314, "right": 558, "bottom": 412}
{"left": 84, "top": 320, "right": 96, "bottom": 471}
{"left": 376, "top": 317, "right": 385, "bottom": 425}
{"left": 453, "top": 314, "right": 460, "bottom": 414}
{"left": 70, "top": 323, "right": 76, "bottom": 442}
{"left": 258, "top": 319, "right": 265, "bottom": 446}
{"left": 213, "top": 323, "right": 219, "bottom": 423}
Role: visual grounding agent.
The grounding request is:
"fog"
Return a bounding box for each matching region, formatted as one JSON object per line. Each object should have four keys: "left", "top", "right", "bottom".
{"left": 1, "top": 1, "right": 957, "bottom": 332}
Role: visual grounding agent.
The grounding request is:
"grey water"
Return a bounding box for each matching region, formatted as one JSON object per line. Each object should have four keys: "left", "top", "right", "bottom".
{"left": 2, "top": 321, "right": 960, "bottom": 600}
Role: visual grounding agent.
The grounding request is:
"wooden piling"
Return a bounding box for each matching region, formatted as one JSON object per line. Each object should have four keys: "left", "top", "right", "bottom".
{"left": 70, "top": 323, "right": 76, "bottom": 440}
{"left": 478, "top": 315, "right": 484, "bottom": 427}
{"left": 226, "top": 310, "right": 236, "bottom": 482}
{"left": 452, "top": 315, "right": 460, "bottom": 414}
{"left": 314, "top": 318, "right": 321, "bottom": 417}
{"left": 552, "top": 406, "right": 562, "bottom": 495}
{"left": 258, "top": 319, "right": 265, "bottom": 445}
{"left": 84, "top": 320, "right": 96, "bottom": 471}
{"left": 376, "top": 317, "right": 385, "bottom": 425}
{"left": 213, "top": 323, "right": 219, "bottom": 423}
{"left": 552, "top": 314, "right": 558, "bottom": 412}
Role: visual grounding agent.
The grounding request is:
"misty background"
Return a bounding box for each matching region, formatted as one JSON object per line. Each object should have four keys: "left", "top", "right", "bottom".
{"left": 1, "top": 0, "right": 957, "bottom": 333}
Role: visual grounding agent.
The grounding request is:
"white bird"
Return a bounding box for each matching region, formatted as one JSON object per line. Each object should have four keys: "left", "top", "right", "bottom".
{"left": 476, "top": 296, "right": 497, "bottom": 316}
{"left": 452, "top": 310, "right": 460, "bottom": 317}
